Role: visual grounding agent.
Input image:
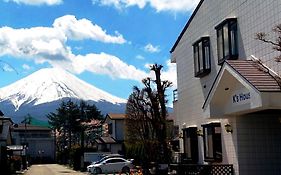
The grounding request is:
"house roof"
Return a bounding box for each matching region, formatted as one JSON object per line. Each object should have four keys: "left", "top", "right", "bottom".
{"left": 0, "top": 117, "right": 13, "bottom": 123}
{"left": 203, "top": 60, "right": 281, "bottom": 110}
{"left": 226, "top": 60, "right": 281, "bottom": 92}
{"left": 13, "top": 124, "right": 51, "bottom": 131}
{"left": 96, "top": 136, "right": 116, "bottom": 144}
{"left": 170, "top": 0, "right": 205, "bottom": 53}
{"left": 107, "top": 113, "right": 126, "bottom": 120}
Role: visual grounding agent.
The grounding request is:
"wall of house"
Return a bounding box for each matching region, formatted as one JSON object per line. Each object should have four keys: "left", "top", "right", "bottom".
{"left": 26, "top": 137, "right": 55, "bottom": 163}
{"left": 0, "top": 122, "right": 11, "bottom": 142}
{"left": 114, "top": 120, "right": 124, "bottom": 141}
{"left": 171, "top": 0, "right": 281, "bottom": 174}
{"left": 12, "top": 130, "right": 55, "bottom": 163}
{"left": 107, "top": 118, "right": 124, "bottom": 141}
{"left": 236, "top": 112, "right": 281, "bottom": 175}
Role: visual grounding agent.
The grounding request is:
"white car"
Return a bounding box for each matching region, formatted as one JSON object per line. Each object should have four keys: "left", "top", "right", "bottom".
{"left": 91, "top": 154, "right": 123, "bottom": 165}
{"left": 88, "top": 157, "right": 134, "bottom": 174}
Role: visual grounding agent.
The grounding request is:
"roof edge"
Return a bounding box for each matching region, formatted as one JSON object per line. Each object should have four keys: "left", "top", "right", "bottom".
{"left": 202, "top": 60, "right": 261, "bottom": 109}
{"left": 170, "top": 0, "right": 205, "bottom": 53}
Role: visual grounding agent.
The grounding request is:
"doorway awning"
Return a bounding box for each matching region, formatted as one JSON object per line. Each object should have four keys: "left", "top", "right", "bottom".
{"left": 203, "top": 60, "right": 281, "bottom": 118}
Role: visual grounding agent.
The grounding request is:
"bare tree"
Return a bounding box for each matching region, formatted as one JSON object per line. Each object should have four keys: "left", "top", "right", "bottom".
{"left": 125, "top": 64, "right": 172, "bottom": 164}
{"left": 256, "top": 24, "right": 281, "bottom": 62}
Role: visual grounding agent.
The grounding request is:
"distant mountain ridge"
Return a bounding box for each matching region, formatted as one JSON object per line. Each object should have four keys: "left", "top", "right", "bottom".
{"left": 0, "top": 68, "right": 127, "bottom": 122}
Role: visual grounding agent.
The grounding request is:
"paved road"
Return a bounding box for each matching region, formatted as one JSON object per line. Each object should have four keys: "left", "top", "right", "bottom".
{"left": 24, "top": 164, "right": 88, "bottom": 175}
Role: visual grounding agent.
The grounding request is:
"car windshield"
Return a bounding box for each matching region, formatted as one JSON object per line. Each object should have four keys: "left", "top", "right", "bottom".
{"left": 94, "top": 154, "right": 123, "bottom": 164}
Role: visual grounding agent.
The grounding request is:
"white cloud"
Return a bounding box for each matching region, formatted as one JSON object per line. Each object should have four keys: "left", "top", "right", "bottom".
{"left": 0, "top": 15, "right": 126, "bottom": 61}
{"left": 149, "top": 0, "right": 199, "bottom": 12}
{"left": 92, "top": 0, "right": 200, "bottom": 13}
{"left": 143, "top": 61, "right": 177, "bottom": 88}
{"left": 70, "top": 52, "right": 148, "bottom": 81}
{"left": 53, "top": 15, "right": 126, "bottom": 44}
{"left": 4, "top": 0, "right": 62, "bottom": 5}
{"left": 0, "top": 15, "right": 148, "bottom": 82}
{"left": 22, "top": 64, "right": 32, "bottom": 70}
{"left": 0, "top": 26, "right": 70, "bottom": 61}
{"left": 144, "top": 43, "right": 160, "bottom": 53}
{"left": 92, "top": 0, "right": 146, "bottom": 10}
{"left": 161, "top": 60, "right": 177, "bottom": 88}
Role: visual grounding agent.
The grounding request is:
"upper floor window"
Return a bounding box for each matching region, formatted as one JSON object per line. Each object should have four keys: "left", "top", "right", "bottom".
{"left": 183, "top": 127, "right": 198, "bottom": 163}
{"left": 215, "top": 18, "right": 238, "bottom": 65}
{"left": 108, "top": 123, "right": 113, "bottom": 134}
{"left": 202, "top": 123, "right": 222, "bottom": 162}
{"left": 193, "top": 37, "right": 211, "bottom": 77}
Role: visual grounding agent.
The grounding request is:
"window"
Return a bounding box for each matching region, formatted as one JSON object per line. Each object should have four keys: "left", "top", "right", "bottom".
{"left": 106, "top": 158, "right": 125, "bottom": 163}
{"left": 193, "top": 37, "right": 211, "bottom": 77}
{"left": 202, "top": 123, "right": 222, "bottom": 162}
{"left": 215, "top": 18, "right": 238, "bottom": 64}
{"left": 183, "top": 127, "right": 198, "bottom": 163}
{"left": 108, "top": 123, "right": 113, "bottom": 134}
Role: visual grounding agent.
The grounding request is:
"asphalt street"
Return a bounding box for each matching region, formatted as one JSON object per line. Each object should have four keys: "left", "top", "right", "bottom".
{"left": 24, "top": 164, "right": 87, "bottom": 175}
{"left": 23, "top": 164, "right": 129, "bottom": 175}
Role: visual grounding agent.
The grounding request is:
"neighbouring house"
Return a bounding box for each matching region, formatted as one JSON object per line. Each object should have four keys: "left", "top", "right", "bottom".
{"left": 12, "top": 124, "right": 55, "bottom": 164}
{"left": 171, "top": 0, "right": 281, "bottom": 175}
{"left": 96, "top": 113, "right": 125, "bottom": 154}
{"left": 0, "top": 114, "right": 14, "bottom": 171}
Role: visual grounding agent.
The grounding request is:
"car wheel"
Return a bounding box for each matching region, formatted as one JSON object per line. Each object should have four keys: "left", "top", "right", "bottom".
{"left": 122, "top": 166, "right": 130, "bottom": 173}
{"left": 94, "top": 167, "right": 102, "bottom": 174}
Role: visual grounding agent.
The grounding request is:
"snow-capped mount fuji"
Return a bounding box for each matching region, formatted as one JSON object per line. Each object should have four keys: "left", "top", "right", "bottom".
{"left": 0, "top": 68, "right": 127, "bottom": 122}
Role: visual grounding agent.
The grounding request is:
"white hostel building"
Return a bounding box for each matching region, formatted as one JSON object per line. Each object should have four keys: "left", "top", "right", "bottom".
{"left": 171, "top": 0, "right": 281, "bottom": 174}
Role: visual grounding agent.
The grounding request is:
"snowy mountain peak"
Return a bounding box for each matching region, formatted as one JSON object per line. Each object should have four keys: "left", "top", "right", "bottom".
{"left": 0, "top": 67, "right": 127, "bottom": 111}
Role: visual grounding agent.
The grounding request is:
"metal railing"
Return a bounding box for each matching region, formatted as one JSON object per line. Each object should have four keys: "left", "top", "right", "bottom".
{"left": 169, "top": 164, "right": 234, "bottom": 175}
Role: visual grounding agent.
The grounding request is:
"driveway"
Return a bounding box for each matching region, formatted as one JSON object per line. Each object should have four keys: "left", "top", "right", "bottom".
{"left": 24, "top": 164, "right": 87, "bottom": 175}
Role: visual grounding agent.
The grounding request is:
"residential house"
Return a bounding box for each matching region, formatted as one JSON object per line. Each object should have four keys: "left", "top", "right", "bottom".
{"left": 0, "top": 115, "right": 13, "bottom": 171}
{"left": 96, "top": 114, "right": 125, "bottom": 154}
{"left": 171, "top": 0, "right": 281, "bottom": 175}
{"left": 12, "top": 124, "right": 55, "bottom": 164}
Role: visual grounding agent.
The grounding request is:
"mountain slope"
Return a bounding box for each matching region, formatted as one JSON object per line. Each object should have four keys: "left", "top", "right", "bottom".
{"left": 0, "top": 68, "right": 127, "bottom": 122}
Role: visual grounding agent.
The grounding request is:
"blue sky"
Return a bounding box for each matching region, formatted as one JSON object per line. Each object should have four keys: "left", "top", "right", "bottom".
{"left": 0, "top": 0, "right": 199, "bottom": 105}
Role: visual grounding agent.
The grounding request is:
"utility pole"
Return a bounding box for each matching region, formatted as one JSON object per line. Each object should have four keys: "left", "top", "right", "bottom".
{"left": 21, "top": 114, "right": 31, "bottom": 169}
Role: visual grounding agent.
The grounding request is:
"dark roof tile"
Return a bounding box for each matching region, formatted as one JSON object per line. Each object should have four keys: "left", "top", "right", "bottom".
{"left": 226, "top": 60, "right": 281, "bottom": 92}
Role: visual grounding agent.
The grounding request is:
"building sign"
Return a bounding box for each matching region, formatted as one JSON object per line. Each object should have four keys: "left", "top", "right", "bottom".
{"left": 232, "top": 92, "right": 251, "bottom": 104}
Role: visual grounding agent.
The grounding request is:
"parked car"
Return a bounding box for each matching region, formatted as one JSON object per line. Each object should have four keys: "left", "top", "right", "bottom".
{"left": 87, "top": 157, "right": 134, "bottom": 174}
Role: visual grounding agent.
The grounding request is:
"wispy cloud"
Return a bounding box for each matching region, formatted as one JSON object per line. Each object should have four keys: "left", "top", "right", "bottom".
{"left": 92, "top": 0, "right": 200, "bottom": 13}
{"left": 2, "top": 64, "right": 14, "bottom": 72}
{"left": 136, "top": 55, "right": 145, "bottom": 60}
{"left": 22, "top": 64, "right": 32, "bottom": 70}
{"left": 3, "top": 0, "right": 63, "bottom": 6}
{"left": 144, "top": 43, "right": 160, "bottom": 53}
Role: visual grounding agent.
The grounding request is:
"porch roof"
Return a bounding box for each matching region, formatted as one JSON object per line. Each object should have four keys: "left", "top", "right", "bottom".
{"left": 203, "top": 60, "right": 281, "bottom": 117}
{"left": 226, "top": 60, "right": 281, "bottom": 92}
{"left": 96, "top": 136, "right": 116, "bottom": 144}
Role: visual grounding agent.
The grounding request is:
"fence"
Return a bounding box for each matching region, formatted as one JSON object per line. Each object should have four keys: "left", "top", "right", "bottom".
{"left": 169, "top": 164, "right": 234, "bottom": 175}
